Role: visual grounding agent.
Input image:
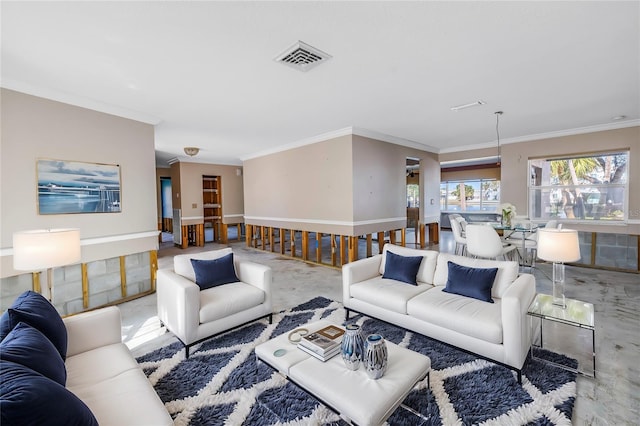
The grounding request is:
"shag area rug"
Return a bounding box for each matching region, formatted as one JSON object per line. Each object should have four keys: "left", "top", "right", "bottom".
{"left": 136, "top": 297, "right": 577, "bottom": 425}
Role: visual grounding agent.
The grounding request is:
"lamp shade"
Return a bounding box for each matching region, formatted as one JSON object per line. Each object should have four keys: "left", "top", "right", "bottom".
{"left": 13, "top": 229, "right": 81, "bottom": 270}
{"left": 537, "top": 228, "right": 581, "bottom": 263}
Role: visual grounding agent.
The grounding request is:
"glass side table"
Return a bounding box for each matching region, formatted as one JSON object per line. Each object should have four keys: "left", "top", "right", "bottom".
{"left": 527, "top": 293, "right": 596, "bottom": 377}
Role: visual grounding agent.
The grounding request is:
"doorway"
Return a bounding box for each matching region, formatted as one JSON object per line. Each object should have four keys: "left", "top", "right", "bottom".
{"left": 406, "top": 157, "right": 420, "bottom": 247}
{"left": 160, "top": 177, "right": 173, "bottom": 243}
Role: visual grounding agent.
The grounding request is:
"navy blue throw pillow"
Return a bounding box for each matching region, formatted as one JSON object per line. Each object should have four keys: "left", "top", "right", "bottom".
{"left": 382, "top": 251, "right": 423, "bottom": 285}
{"left": 0, "top": 360, "right": 98, "bottom": 426}
{"left": 191, "top": 253, "right": 240, "bottom": 290}
{"left": 443, "top": 261, "right": 498, "bottom": 303}
{"left": 0, "top": 322, "right": 66, "bottom": 386}
{"left": 0, "top": 291, "right": 67, "bottom": 360}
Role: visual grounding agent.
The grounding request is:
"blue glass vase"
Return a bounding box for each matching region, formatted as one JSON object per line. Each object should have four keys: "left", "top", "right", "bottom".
{"left": 341, "top": 324, "right": 365, "bottom": 370}
{"left": 364, "top": 334, "right": 388, "bottom": 379}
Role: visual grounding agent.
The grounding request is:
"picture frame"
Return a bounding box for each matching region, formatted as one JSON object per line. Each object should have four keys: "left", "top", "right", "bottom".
{"left": 37, "top": 159, "right": 122, "bottom": 214}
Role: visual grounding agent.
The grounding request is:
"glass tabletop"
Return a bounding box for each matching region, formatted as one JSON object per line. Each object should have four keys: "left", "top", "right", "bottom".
{"left": 527, "top": 293, "right": 595, "bottom": 328}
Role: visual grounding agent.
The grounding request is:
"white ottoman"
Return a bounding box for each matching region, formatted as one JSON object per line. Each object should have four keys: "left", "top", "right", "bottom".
{"left": 255, "top": 320, "right": 431, "bottom": 426}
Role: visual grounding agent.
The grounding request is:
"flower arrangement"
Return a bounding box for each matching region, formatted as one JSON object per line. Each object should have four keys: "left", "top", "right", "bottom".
{"left": 500, "top": 203, "right": 516, "bottom": 227}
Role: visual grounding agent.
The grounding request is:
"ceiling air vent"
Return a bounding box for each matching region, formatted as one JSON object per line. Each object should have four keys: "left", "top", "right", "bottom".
{"left": 274, "top": 41, "right": 332, "bottom": 72}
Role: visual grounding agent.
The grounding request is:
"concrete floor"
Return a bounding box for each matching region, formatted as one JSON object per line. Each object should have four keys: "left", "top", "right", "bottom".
{"left": 121, "top": 230, "right": 639, "bottom": 425}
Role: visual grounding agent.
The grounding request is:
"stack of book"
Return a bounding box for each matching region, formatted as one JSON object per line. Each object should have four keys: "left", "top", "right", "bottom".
{"left": 297, "top": 325, "right": 345, "bottom": 362}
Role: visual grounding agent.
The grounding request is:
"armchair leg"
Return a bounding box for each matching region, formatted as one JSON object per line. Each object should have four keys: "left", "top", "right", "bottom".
{"left": 268, "top": 314, "right": 273, "bottom": 324}
{"left": 185, "top": 345, "right": 190, "bottom": 359}
{"left": 345, "top": 308, "right": 350, "bottom": 321}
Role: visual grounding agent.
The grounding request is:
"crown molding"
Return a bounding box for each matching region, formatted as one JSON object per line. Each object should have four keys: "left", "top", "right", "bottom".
{"left": 1, "top": 80, "right": 162, "bottom": 125}
{"left": 440, "top": 119, "right": 640, "bottom": 154}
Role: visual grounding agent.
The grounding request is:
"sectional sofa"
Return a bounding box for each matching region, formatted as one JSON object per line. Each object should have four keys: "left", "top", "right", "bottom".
{"left": 342, "top": 244, "right": 537, "bottom": 381}
{"left": 0, "top": 291, "right": 171, "bottom": 425}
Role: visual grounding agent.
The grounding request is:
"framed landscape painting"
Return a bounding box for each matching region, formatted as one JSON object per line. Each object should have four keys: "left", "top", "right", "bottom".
{"left": 37, "top": 159, "right": 122, "bottom": 214}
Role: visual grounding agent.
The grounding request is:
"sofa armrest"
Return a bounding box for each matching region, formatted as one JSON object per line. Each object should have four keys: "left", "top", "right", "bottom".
{"left": 342, "top": 254, "right": 383, "bottom": 304}
{"left": 235, "top": 259, "right": 272, "bottom": 310}
{"left": 64, "top": 306, "right": 122, "bottom": 357}
{"left": 156, "top": 268, "right": 200, "bottom": 345}
{"left": 501, "top": 273, "right": 537, "bottom": 369}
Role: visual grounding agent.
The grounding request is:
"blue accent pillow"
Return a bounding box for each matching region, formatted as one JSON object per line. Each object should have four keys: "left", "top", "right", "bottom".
{"left": 191, "top": 253, "right": 240, "bottom": 290}
{"left": 443, "top": 261, "right": 498, "bottom": 303}
{"left": 0, "top": 360, "right": 98, "bottom": 426}
{"left": 0, "top": 291, "right": 67, "bottom": 360}
{"left": 0, "top": 322, "right": 66, "bottom": 386}
{"left": 381, "top": 251, "right": 423, "bottom": 285}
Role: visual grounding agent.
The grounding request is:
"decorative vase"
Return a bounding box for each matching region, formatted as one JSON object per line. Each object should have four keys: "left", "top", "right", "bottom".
{"left": 341, "top": 324, "right": 365, "bottom": 370}
{"left": 503, "top": 213, "right": 512, "bottom": 228}
{"left": 364, "top": 334, "right": 388, "bottom": 379}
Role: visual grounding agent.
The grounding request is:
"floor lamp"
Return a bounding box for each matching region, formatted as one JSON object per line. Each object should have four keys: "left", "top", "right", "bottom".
{"left": 13, "top": 229, "right": 81, "bottom": 302}
{"left": 536, "top": 228, "right": 581, "bottom": 308}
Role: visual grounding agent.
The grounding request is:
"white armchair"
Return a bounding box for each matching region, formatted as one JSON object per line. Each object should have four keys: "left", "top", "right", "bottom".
{"left": 156, "top": 248, "right": 272, "bottom": 357}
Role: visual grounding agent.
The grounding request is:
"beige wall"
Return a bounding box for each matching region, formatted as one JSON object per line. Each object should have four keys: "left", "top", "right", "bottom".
{"left": 243, "top": 135, "right": 354, "bottom": 234}
{"left": 243, "top": 133, "right": 440, "bottom": 236}
{"left": 442, "top": 126, "right": 639, "bottom": 235}
{"left": 1, "top": 89, "right": 158, "bottom": 277}
{"left": 172, "top": 161, "right": 245, "bottom": 225}
{"left": 441, "top": 166, "right": 500, "bottom": 181}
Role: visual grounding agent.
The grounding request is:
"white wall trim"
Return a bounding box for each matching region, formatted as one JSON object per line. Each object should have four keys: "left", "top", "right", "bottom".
{"left": 440, "top": 120, "right": 640, "bottom": 154}
{"left": 244, "top": 216, "right": 406, "bottom": 227}
{"left": 351, "top": 127, "right": 439, "bottom": 152}
{"left": 0, "top": 230, "right": 159, "bottom": 256}
{"left": 2, "top": 79, "right": 162, "bottom": 125}
{"left": 224, "top": 213, "right": 244, "bottom": 218}
{"left": 241, "top": 126, "right": 440, "bottom": 162}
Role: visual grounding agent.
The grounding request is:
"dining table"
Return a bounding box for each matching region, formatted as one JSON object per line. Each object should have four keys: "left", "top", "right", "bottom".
{"left": 491, "top": 223, "right": 539, "bottom": 266}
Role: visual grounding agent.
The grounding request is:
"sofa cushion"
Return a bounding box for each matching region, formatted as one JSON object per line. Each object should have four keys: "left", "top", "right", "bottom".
{"left": 65, "top": 343, "right": 140, "bottom": 388}
{"left": 379, "top": 244, "right": 439, "bottom": 285}
{"left": 443, "top": 261, "right": 497, "bottom": 303}
{"left": 0, "top": 322, "right": 66, "bottom": 386}
{"left": 381, "top": 251, "right": 423, "bottom": 285}
{"left": 199, "top": 282, "right": 266, "bottom": 323}
{"left": 0, "top": 290, "right": 68, "bottom": 360}
{"left": 174, "top": 247, "right": 233, "bottom": 282}
{"left": 350, "top": 276, "right": 432, "bottom": 314}
{"left": 433, "top": 253, "right": 519, "bottom": 298}
{"left": 407, "top": 287, "right": 503, "bottom": 344}
{"left": 191, "top": 253, "right": 240, "bottom": 290}
{"left": 66, "top": 367, "right": 171, "bottom": 426}
{"left": 0, "top": 360, "right": 98, "bottom": 426}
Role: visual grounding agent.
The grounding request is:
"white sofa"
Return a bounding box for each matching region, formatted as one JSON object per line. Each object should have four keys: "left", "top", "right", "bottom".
{"left": 157, "top": 248, "right": 272, "bottom": 357}
{"left": 342, "top": 244, "right": 536, "bottom": 382}
{"left": 64, "top": 306, "right": 172, "bottom": 425}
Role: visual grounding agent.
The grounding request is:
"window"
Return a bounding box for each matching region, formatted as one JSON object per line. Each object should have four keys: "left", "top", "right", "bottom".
{"left": 440, "top": 179, "right": 500, "bottom": 212}
{"left": 528, "top": 151, "right": 628, "bottom": 222}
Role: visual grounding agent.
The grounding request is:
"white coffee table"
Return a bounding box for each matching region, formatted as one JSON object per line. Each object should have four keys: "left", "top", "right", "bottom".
{"left": 255, "top": 320, "right": 431, "bottom": 426}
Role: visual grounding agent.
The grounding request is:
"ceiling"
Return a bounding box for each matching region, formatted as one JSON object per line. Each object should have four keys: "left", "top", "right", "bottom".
{"left": 2, "top": 1, "right": 639, "bottom": 167}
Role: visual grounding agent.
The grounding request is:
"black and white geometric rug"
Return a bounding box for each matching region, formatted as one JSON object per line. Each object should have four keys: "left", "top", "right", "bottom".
{"left": 136, "top": 297, "right": 577, "bottom": 425}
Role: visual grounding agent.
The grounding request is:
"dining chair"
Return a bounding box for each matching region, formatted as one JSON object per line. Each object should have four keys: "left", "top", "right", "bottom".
{"left": 449, "top": 215, "right": 467, "bottom": 256}
{"left": 504, "top": 219, "right": 560, "bottom": 266}
{"left": 466, "top": 224, "right": 517, "bottom": 260}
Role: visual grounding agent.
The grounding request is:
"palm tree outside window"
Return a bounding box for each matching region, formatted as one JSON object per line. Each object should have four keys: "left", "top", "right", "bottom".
{"left": 528, "top": 151, "right": 628, "bottom": 222}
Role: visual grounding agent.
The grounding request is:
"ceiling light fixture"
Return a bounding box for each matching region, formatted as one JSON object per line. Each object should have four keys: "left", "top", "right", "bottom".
{"left": 495, "top": 111, "right": 503, "bottom": 166}
{"left": 184, "top": 147, "right": 200, "bottom": 157}
{"left": 450, "top": 100, "right": 486, "bottom": 112}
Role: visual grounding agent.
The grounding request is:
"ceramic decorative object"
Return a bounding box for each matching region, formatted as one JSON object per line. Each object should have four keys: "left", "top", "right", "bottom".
{"left": 364, "top": 334, "right": 388, "bottom": 379}
{"left": 341, "top": 324, "right": 365, "bottom": 370}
